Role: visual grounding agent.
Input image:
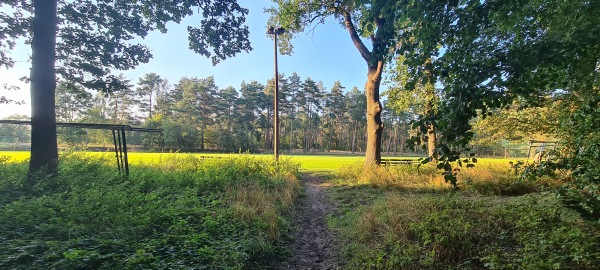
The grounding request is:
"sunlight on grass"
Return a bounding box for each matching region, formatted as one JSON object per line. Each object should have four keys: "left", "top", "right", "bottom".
{"left": 0, "top": 150, "right": 520, "bottom": 173}
{"left": 0, "top": 153, "right": 301, "bottom": 269}
{"left": 0, "top": 151, "right": 30, "bottom": 162}
{"left": 1, "top": 151, "right": 368, "bottom": 171}
{"left": 327, "top": 159, "right": 599, "bottom": 269}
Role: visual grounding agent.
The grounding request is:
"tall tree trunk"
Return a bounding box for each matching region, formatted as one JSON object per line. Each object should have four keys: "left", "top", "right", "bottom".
{"left": 386, "top": 128, "right": 394, "bottom": 155}
{"left": 341, "top": 11, "right": 384, "bottom": 164}
{"left": 425, "top": 97, "right": 437, "bottom": 162}
{"left": 424, "top": 58, "right": 438, "bottom": 162}
{"left": 427, "top": 122, "right": 437, "bottom": 161}
{"left": 327, "top": 119, "right": 332, "bottom": 152}
{"left": 200, "top": 120, "right": 206, "bottom": 151}
{"left": 113, "top": 94, "right": 119, "bottom": 123}
{"left": 304, "top": 111, "right": 310, "bottom": 153}
{"left": 29, "top": 0, "right": 59, "bottom": 178}
{"left": 401, "top": 124, "right": 406, "bottom": 154}
{"left": 363, "top": 62, "right": 384, "bottom": 165}
{"left": 347, "top": 122, "right": 354, "bottom": 153}
{"left": 351, "top": 121, "right": 357, "bottom": 154}
{"left": 149, "top": 91, "right": 153, "bottom": 118}
{"left": 393, "top": 124, "right": 398, "bottom": 155}
{"left": 290, "top": 122, "right": 294, "bottom": 154}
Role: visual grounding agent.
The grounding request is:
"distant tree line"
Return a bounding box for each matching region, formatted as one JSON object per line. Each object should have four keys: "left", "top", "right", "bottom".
{"left": 11, "top": 72, "right": 422, "bottom": 155}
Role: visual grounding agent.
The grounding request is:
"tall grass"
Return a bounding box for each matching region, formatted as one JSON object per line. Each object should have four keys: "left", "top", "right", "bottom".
{"left": 335, "top": 160, "right": 559, "bottom": 195}
{"left": 329, "top": 161, "right": 599, "bottom": 269}
{"left": 333, "top": 193, "right": 599, "bottom": 269}
{"left": 0, "top": 153, "right": 300, "bottom": 269}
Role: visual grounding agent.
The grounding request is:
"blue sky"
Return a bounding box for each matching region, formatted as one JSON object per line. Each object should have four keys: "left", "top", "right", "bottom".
{"left": 0, "top": 0, "right": 372, "bottom": 118}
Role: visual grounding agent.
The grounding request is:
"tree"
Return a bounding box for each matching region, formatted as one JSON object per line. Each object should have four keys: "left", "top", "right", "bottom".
{"left": 323, "top": 81, "right": 346, "bottom": 151}
{"left": 172, "top": 76, "right": 219, "bottom": 151}
{"left": 347, "top": 86, "right": 367, "bottom": 154}
{"left": 217, "top": 86, "right": 239, "bottom": 133}
{"left": 470, "top": 101, "right": 558, "bottom": 149}
{"left": 55, "top": 82, "right": 92, "bottom": 123}
{"left": 270, "top": 0, "right": 403, "bottom": 164}
{"left": 403, "top": 0, "right": 600, "bottom": 217}
{"left": 28, "top": 0, "right": 59, "bottom": 178}
{"left": 136, "top": 73, "right": 164, "bottom": 119}
{"left": 106, "top": 76, "right": 137, "bottom": 125}
{"left": 300, "top": 78, "right": 322, "bottom": 152}
{"left": 286, "top": 72, "right": 303, "bottom": 151}
{"left": 1, "top": 0, "right": 252, "bottom": 177}
{"left": 236, "top": 80, "right": 266, "bottom": 151}
{"left": 207, "top": 86, "right": 239, "bottom": 152}
{"left": 386, "top": 55, "right": 440, "bottom": 160}
{"left": 153, "top": 79, "right": 174, "bottom": 118}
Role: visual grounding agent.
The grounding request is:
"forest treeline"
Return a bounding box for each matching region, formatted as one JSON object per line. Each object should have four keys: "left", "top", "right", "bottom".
{"left": 2, "top": 72, "right": 429, "bottom": 155}
{"left": 1, "top": 70, "right": 550, "bottom": 156}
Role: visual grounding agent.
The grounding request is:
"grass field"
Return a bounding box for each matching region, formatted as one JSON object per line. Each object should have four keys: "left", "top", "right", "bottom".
{"left": 0, "top": 150, "right": 513, "bottom": 172}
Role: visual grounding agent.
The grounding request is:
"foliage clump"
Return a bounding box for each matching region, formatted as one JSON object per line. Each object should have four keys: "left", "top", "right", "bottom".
{"left": 332, "top": 193, "right": 599, "bottom": 270}
{"left": 0, "top": 153, "right": 300, "bottom": 269}
{"left": 330, "top": 163, "right": 599, "bottom": 269}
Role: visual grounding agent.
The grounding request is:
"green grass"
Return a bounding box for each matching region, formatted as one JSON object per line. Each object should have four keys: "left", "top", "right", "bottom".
{"left": 0, "top": 151, "right": 30, "bottom": 162}
{"left": 1, "top": 150, "right": 520, "bottom": 173}
{"left": 0, "top": 151, "right": 364, "bottom": 172}
{"left": 0, "top": 152, "right": 300, "bottom": 269}
{"left": 328, "top": 163, "right": 600, "bottom": 269}
{"left": 4, "top": 151, "right": 590, "bottom": 269}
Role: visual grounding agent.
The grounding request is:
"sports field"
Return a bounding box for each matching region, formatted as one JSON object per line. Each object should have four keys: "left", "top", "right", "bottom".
{"left": 0, "top": 150, "right": 511, "bottom": 172}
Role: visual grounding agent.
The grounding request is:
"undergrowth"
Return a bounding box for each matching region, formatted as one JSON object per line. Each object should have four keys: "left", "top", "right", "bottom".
{"left": 0, "top": 153, "right": 300, "bottom": 269}
{"left": 335, "top": 161, "right": 560, "bottom": 195}
{"left": 330, "top": 162, "right": 599, "bottom": 269}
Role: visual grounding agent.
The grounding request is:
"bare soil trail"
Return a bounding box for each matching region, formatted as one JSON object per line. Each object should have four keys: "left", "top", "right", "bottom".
{"left": 276, "top": 173, "right": 340, "bottom": 270}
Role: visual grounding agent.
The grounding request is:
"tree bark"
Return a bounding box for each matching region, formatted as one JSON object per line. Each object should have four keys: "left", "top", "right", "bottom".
{"left": 29, "top": 0, "right": 59, "bottom": 178}
{"left": 290, "top": 120, "right": 294, "bottom": 154}
{"left": 386, "top": 124, "right": 394, "bottom": 155}
{"left": 363, "top": 63, "right": 384, "bottom": 165}
{"left": 351, "top": 121, "right": 357, "bottom": 154}
{"left": 427, "top": 122, "right": 437, "bottom": 161}
{"left": 342, "top": 11, "right": 384, "bottom": 165}
{"left": 149, "top": 90, "right": 153, "bottom": 118}
{"left": 424, "top": 58, "right": 438, "bottom": 162}
{"left": 327, "top": 118, "right": 332, "bottom": 152}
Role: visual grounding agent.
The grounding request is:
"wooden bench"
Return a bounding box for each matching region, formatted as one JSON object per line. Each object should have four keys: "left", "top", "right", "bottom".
{"left": 198, "top": 156, "right": 223, "bottom": 159}
{"left": 380, "top": 158, "right": 422, "bottom": 166}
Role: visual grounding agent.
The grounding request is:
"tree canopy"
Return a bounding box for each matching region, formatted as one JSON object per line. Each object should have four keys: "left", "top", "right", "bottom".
{"left": 0, "top": 0, "right": 253, "bottom": 176}
{"left": 269, "top": 0, "right": 456, "bottom": 165}
{"left": 387, "top": 0, "right": 599, "bottom": 217}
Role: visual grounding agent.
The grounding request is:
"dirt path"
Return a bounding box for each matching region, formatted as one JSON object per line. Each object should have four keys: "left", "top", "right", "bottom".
{"left": 276, "top": 173, "right": 339, "bottom": 270}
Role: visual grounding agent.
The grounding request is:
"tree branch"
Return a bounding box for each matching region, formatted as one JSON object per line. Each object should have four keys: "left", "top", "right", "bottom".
{"left": 342, "top": 11, "right": 371, "bottom": 63}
